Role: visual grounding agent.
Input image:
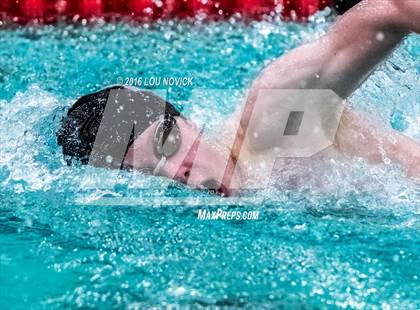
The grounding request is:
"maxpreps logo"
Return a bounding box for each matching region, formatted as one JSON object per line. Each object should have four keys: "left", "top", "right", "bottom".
{"left": 197, "top": 209, "right": 260, "bottom": 221}
{"left": 77, "top": 87, "right": 345, "bottom": 206}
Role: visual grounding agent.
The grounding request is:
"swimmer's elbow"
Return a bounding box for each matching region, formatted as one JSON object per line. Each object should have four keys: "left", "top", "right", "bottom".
{"left": 390, "top": 0, "right": 420, "bottom": 33}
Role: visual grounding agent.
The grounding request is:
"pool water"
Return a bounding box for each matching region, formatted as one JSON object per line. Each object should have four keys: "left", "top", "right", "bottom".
{"left": 1, "top": 13, "right": 420, "bottom": 309}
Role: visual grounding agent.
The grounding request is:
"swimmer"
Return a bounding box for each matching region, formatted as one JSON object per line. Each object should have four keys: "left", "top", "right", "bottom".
{"left": 57, "top": 0, "right": 420, "bottom": 196}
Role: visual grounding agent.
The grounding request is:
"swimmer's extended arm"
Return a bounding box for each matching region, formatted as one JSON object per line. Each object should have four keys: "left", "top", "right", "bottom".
{"left": 241, "top": 0, "right": 420, "bottom": 177}
{"left": 250, "top": 0, "right": 418, "bottom": 98}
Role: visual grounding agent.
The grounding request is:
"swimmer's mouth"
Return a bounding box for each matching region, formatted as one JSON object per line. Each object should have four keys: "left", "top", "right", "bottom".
{"left": 200, "top": 179, "right": 230, "bottom": 197}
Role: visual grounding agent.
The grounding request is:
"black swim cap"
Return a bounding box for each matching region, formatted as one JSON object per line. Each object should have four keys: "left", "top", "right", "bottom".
{"left": 57, "top": 85, "right": 182, "bottom": 169}
{"left": 332, "top": 0, "right": 362, "bottom": 15}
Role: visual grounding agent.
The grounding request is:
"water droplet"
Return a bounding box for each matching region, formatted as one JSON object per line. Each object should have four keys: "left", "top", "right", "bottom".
{"left": 376, "top": 32, "right": 385, "bottom": 41}
{"left": 106, "top": 155, "right": 113, "bottom": 164}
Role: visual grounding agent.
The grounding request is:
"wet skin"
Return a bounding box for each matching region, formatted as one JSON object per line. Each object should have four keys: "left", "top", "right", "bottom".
{"left": 123, "top": 117, "right": 242, "bottom": 197}
{"left": 124, "top": 0, "right": 420, "bottom": 195}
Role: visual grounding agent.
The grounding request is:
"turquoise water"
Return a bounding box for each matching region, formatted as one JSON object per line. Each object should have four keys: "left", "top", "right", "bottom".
{"left": 1, "top": 14, "right": 420, "bottom": 309}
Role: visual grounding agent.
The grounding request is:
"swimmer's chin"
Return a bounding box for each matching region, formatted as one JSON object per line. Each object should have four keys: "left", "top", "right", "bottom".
{"left": 198, "top": 180, "right": 240, "bottom": 197}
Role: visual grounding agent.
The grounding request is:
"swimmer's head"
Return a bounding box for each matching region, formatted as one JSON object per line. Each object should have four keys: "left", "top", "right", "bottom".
{"left": 57, "top": 85, "right": 182, "bottom": 168}
{"left": 57, "top": 86, "right": 239, "bottom": 196}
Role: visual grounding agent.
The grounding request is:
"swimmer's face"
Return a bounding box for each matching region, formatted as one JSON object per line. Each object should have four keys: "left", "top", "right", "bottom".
{"left": 123, "top": 117, "right": 241, "bottom": 196}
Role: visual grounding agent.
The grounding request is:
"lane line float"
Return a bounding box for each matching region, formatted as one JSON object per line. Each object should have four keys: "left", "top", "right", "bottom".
{"left": 0, "top": 0, "right": 333, "bottom": 23}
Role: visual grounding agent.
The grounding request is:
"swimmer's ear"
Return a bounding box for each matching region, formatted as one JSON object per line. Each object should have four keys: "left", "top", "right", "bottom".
{"left": 332, "top": 0, "right": 362, "bottom": 15}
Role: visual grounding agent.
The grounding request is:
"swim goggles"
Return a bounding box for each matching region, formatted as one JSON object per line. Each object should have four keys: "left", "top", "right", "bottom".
{"left": 152, "top": 115, "right": 182, "bottom": 175}
{"left": 152, "top": 116, "right": 205, "bottom": 177}
{"left": 124, "top": 115, "right": 204, "bottom": 176}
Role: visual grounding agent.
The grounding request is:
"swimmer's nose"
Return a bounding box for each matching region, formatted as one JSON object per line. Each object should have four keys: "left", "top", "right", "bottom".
{"left": 173, "top": 148, "right": 196, "bottom": 184}
{"left": 173, "top": 163, "right": 191, "bottom": 184}
{"left": 173, "top": 129, "right": 202, "bottom": 184}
